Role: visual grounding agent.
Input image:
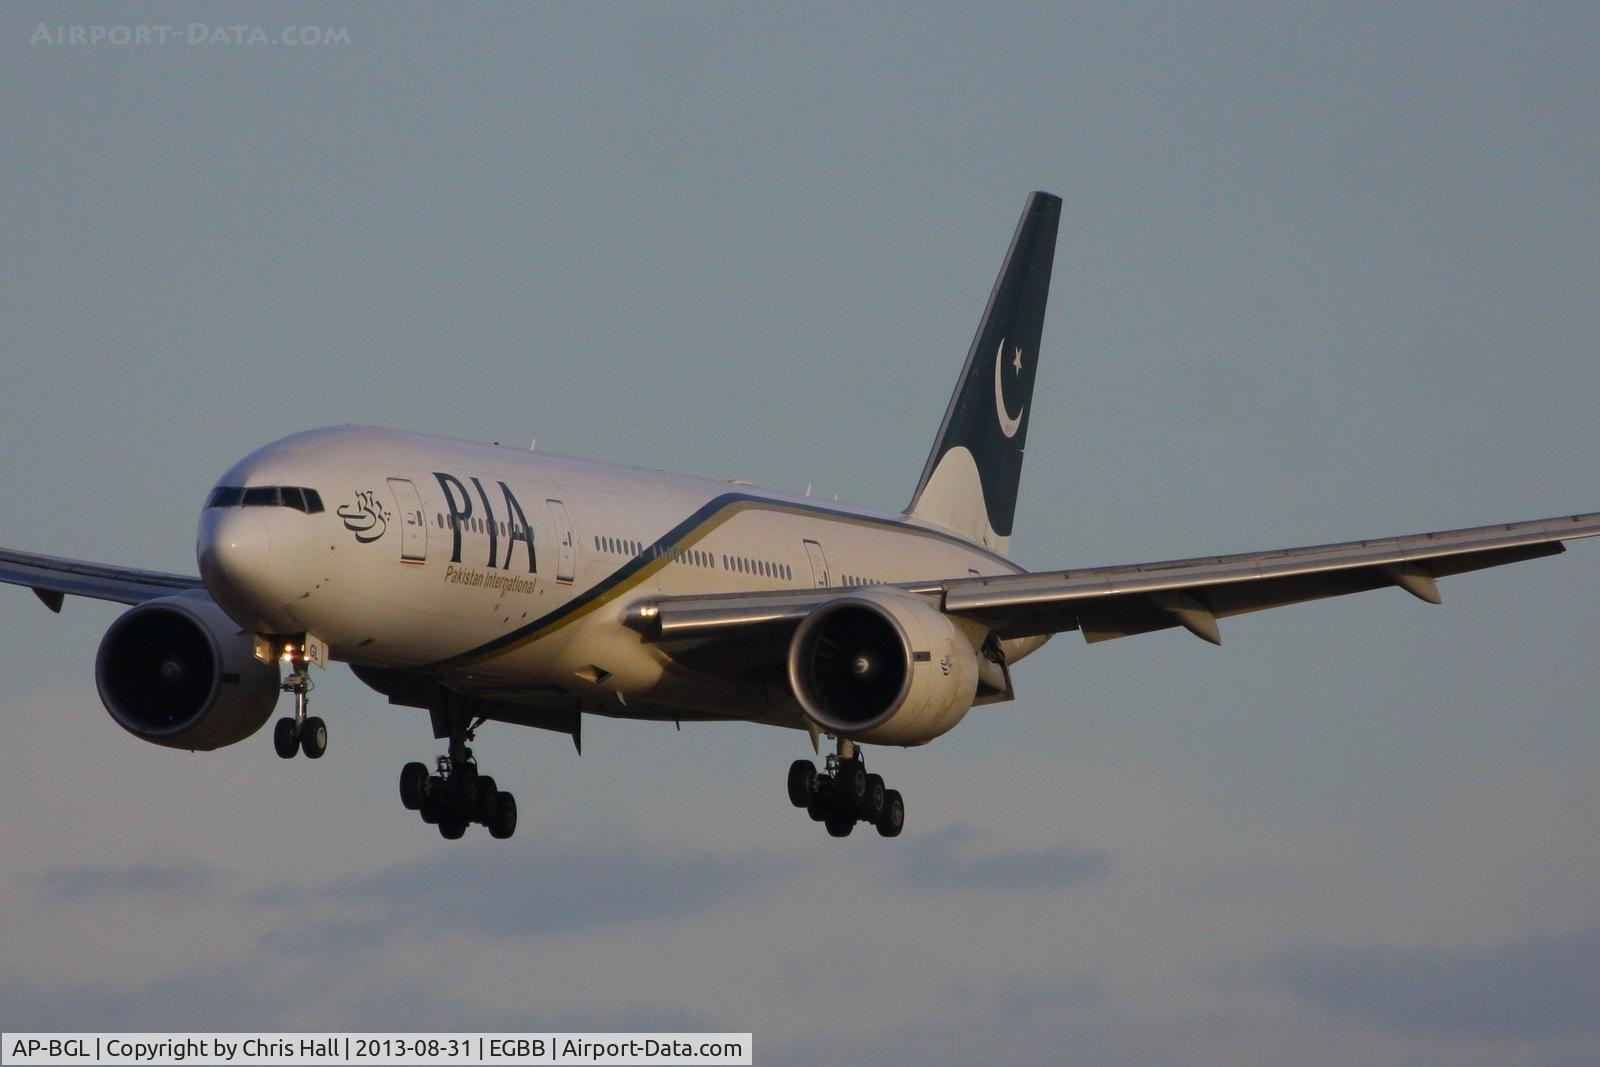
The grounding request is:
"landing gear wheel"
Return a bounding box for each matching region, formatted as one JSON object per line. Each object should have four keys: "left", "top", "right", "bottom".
{"left": 787, "top": 760, "right": 817, "bottom": 808}
{"left": 488, "top": 791, "right": 518, "bottom": 839}
{"left": 806, "top": 795, "right": 829, "bottom": 822}
{"left": 824, "top": 811, "right": 856, "bottom": 838}
{"left": 272, "top": 718, "right": 299, "bottom": 759}
{"left": 299, "top": 716, "right": 327, "bottom": 759}
{"left": 399, "top": 762, "right": 428, "bottom": 810}
{"left": 408, "top": 707, "right": 520, "bottom": 841}
{"left": 460, "top": 771, "right": 485, "bottom": 812}
{"left": 876, "top": 789, "right": 905, "bottom": 837}
{"left": 842, "top": 763, "right": 867, "bottom": 803}
{"left": 419, "top": 777, "right": 443, "bottom": 824}
{"left": 861, "top": 773, "right": 886, "bottom": 821}
{"left": 475, "top": 776, "right": 499, "bottom": 822}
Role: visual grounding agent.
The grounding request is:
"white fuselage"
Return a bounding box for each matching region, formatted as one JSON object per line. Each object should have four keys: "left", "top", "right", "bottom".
{"left": 197, "top": 426, "right": 1030, "bottom": 729}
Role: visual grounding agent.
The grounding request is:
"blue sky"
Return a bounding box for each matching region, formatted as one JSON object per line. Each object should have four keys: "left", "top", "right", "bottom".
{"left": 2, "top": 5, "right": 1598, "bottom": 1064}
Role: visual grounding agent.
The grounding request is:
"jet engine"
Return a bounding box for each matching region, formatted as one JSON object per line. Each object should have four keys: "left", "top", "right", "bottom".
{"left": 95, "top": 594, "right": 281, "bottom": 751}
{"left": 786, "top": 589, "right": 981, "bottom": 746}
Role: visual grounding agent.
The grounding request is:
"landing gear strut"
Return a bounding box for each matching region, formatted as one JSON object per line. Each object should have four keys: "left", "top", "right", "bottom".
{"left": 272, "top": 650, "right": 326, "bottom": 759}
{"left": 787, "top": 738, "right": 904, "bottom": 838}
{"left": 400, "top": 710, "right": 518, "bottom": 840}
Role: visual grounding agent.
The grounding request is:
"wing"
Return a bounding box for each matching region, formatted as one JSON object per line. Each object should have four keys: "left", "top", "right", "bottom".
{"left": 625, "top": 511, "right": 1600, "bottom": 648}
{"left": 0, "top": 546, "right": 203, "bottom": 612}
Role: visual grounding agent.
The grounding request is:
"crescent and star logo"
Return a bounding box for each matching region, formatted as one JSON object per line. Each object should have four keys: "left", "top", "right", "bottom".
{"left": 993, "top": 337, "right": 1026, "bottom": 438}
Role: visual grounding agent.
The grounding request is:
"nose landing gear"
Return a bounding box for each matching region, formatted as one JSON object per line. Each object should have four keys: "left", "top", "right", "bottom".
{"left": 787, "top": 739, "right": 904, "bottom": 838}
{"left": 272, "top": 650, "right": 326, "bottom": 759}
{"left": 399, "top": 714, "right": 518, "bottom": 839}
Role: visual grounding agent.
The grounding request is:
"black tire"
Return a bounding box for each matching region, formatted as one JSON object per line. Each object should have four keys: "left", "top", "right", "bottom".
{"left": 824, "top": 811, "right": 855, "bottom": 838}
{"left": 786, "top": 760, "right": 817, "bottom": 808}
{"left": 399, "top": 762, "right": 428, "bottom": 810}
{"left": 420, "top": 778, "right": 443, "bottom": 824}
{"left": 876, "top": 789, "right": 905, "bottom": 838}
{"left": 273, "top": 718, "right": 299, "bottom": 759}
{"left": 843, "top": 763, "right": 867, "bottom": 802}
{"left": 861, "top": 773, "right": 886, "bottom": 821}
{"left": 806, "top": 795, "right": 829, "bottom": 822}
{"left": 439, "top": 817, "right": 467, "bottom": 840}
{"left": 475, "top": 776, "right": 499, "bottom": 822}
{"left": 489, "top": 791, "right": 518, "bottom": 839}
{"left": 300, "top": 716, "right": 327, "bottom": 759}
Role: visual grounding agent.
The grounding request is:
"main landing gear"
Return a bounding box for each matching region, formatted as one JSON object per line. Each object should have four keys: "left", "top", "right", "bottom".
{"left": 398, "top": 715, "right": 518, "bottom": 840}
{"left": 272, "top": 652, "right": 326, "bottom": 759}
{"left": 787, "top": 739, "right": 904, "bottom": 838}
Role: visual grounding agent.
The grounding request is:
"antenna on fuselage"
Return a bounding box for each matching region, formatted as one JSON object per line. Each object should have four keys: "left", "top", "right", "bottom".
{"left": 529, "top": 437, "right": 537, "bottom": 450}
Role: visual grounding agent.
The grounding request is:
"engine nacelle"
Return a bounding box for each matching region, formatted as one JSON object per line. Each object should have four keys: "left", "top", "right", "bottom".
{"left": 787, "top": 589, "right": 981, "bottom": 746}
{"left": 95, "top": 594, "right": 281, "bottom": 751}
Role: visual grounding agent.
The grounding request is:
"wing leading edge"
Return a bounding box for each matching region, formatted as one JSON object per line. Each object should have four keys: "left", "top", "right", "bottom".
{"left": 0, "top": 546, "right": 203, "bottom": 611}
{"left": 625, "top": 510, "right": 1600, "bottom": 648}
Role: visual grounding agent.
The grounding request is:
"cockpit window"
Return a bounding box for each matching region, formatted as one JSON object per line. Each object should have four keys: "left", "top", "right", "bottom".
{"left": 211, "top": 485, "right": 326, "bottom": 513}
{"left": 242, "top": 486, "right": 281, "bottom": 507}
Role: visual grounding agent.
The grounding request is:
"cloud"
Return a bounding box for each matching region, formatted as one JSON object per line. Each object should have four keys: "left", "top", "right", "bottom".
{"left": 765, "top": 971, "right": 1120, "bottom": 1067}
{"left": 888, "top": 825, "right": 1110, "bottom": 892}
{"left": 1270, "top": 926, "right": 1600, "bottom": 1041}
{"left": 0, "top": 958, "right": 727, "bottom": 1034}
{"left": 0, "top": 966, "right": 297, "bottom": 1032}
{"left": 251, "top": 839, "right": 800, "bottom": 950}
{"left": 32, "top": 863, "right": 216, "bottom": 904}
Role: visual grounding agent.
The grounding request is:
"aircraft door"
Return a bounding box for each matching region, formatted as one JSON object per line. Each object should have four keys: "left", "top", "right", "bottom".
{"left": 387, "top": 478, "right": 428, "bottom": 563}
{"left": 547, "top": 499, "right": 576, "bottom": 583}
{"left": 802, "top": 539, "right": 831, "bottom": 587}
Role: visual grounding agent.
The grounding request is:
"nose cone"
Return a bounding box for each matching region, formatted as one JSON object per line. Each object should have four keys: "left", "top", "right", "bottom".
{"left": 198, "top": 510, "right": 272, "bottom": 618}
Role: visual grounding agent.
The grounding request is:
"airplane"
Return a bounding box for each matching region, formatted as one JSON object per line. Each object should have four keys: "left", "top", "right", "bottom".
{"left": 3, "top": 191, "right": 1598, "bottom": 842}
